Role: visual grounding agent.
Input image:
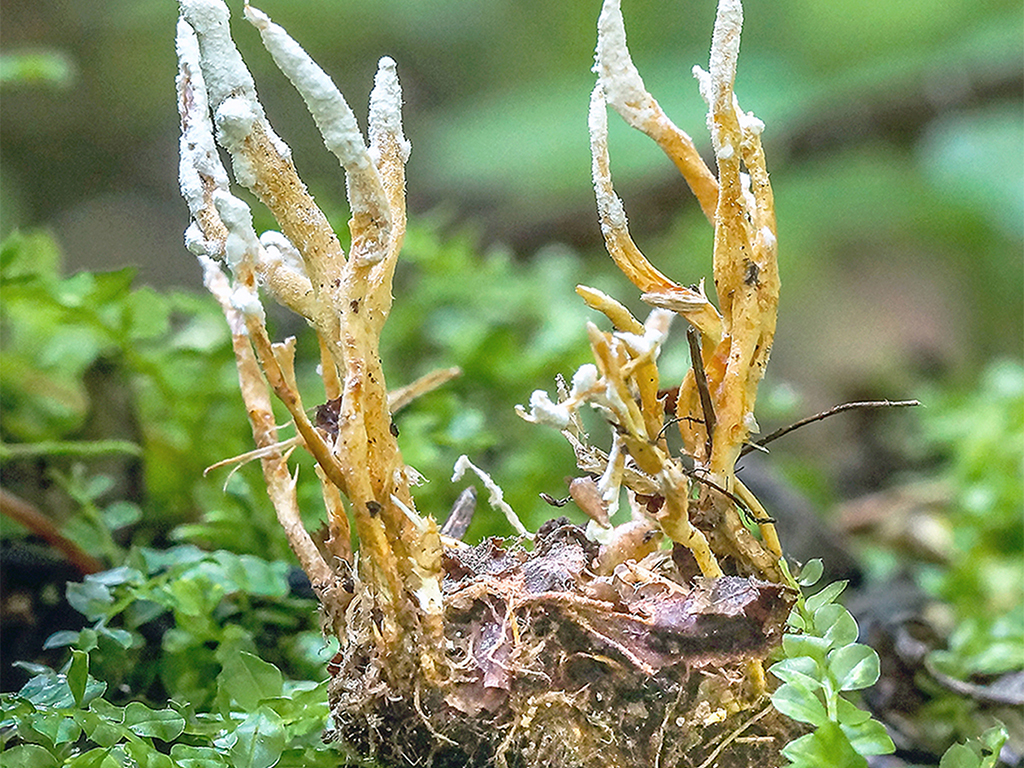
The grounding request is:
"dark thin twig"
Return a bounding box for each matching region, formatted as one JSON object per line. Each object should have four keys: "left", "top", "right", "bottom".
{"left": 539, "top": 493, "right": 569, "bottom": 508}
{"left": 684, "top": 468, "right": 775, "bottom": 525}
{"left": 686, "top": 326, "right": 716, "bottom": 458}
{"left": 656, "top": 415, "right": 703, "bottom": 442}
{"left": 739, "top": 399, "right": 921, "bottom": 457}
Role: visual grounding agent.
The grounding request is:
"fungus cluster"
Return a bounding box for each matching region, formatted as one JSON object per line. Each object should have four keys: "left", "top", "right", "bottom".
{"left": 176, "top": 0, "right": 801, "bottom": 764}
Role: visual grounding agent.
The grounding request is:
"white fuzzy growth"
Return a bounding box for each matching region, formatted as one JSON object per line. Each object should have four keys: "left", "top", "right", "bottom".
{"left": 230, "top": 284, "right": 265, "bottom": 323}
{"left": 245, "top": 3, "right": 390, "bottom": 236}
{"left": 451, "top": 456, "right": 530, "bottom": 537}
{"left": 570, "top": 364, "right": 599, "bottom": 398}
{"left": 601, "top": 380, "right": 631, "bottom": 422}
{"left": 176, "top": 19, "right": 229, "bottom": 213}
{"left": 717, "top": 142, "right": 734, "bottom": 160}
{"left": 179, "top": 0, "right": 256, "bottom": 106}
{"left": 759, "top": 225, "right": 777, "bottom": 252}
{"left": 589, "top": 85, "right": 629, "bottom": 234}
{"left": 245, "top": 4, "right": 363, "bottom": 167}
{"left": 692, "top": 65, "right": 712, "bottom": 106}
{"left": 739, "top": 108, "right": 764, "bottom": 137}
{"left": 213, "top": 190, "right": 259, "bottom": 273}
{"left": 709, "top": 0, "right": 743, "bottom": 110}
{"left": 176, "top": 16, "right": 233, "bottom": 262}
{"left": 197, "top": 254, "right": 227, "bottom": 298}
{"left": 260, "top": 230, "right": 305, "bottom": 274}
{"left": 744, "top": 410, "right": 760, "bottom": 434}
{"left": 368, "top": 56, "right": 411, "bottom": 164}
{"left": 180, "top": 0, "right": 299, "bottom": 200}
{"left": 184, "top": 222, "right": 208, "bottom": 256}
{"left": 616, "top": 307, "right": 673, "bottom": 355}
{"left": 594, "top": 0, "right": 654, "bottom": 126}
{"left": 517, "top": 390, "right": 571, "bottom": 429}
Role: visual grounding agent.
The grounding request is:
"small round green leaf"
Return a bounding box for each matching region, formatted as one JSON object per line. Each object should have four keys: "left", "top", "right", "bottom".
{"left": 0, "top": 743, "right": 61, "bottom": 768}
{"left": 169, "top": 744, "right": 231, "bottom": 768}
{"left": 835, "top": 696, "right": 872, "bottom": 726}
{"left": 781, "top": 722, "right": 869, "bottom": 768}
{"left": 783, "top": 632, "right": 832, "bottom": 662}
{"left": 768, "top": 656, "right": 822, "bottom": 692}
{"left": 940, "top": 742, "right": 981, "bottom": 768}
{"left": 797, "top": 559, "right": 824, "bottom": 587}
{"left": 816, "top": 604, "right": 859, "bottom": 650}
{"left": 770, "top": 682, "right": 828, "bottom": 726}
{"left": 123, "top": 701, "right": 186, "bottom": 741}
{"left": 829, "top": 643, "right": 881, "bottom": 691}
{"left": 228, "top": 707, "right": 286, "bottom": 768}
{"left": 805, "top": 580, "right": 848, "bottom": 615}
{"left": 841, "top": 717, "right": 896, "bottom": 756}
{"left": 218, "top": 652, "right": 284, "bottom": 710}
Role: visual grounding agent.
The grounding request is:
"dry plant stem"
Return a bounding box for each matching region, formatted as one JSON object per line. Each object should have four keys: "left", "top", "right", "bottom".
{"left": 740, "top": 398, "right": 922, "bottom": 457}
{"left": 389, "top": 367, "right": 463, "bottom": 413}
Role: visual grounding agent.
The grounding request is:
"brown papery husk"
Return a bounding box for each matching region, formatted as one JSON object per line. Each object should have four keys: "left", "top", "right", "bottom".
{"left": 324, "top": 518, "right": 801, "bottom": 768}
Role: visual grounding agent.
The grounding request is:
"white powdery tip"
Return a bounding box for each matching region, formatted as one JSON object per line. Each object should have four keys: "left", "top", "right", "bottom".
{"left": 175, "top": 17, "right": 200, "bottom": 64}
{"left": 180, "top": 0, "right": 258, "bottom": 107}
{"left": 692, "top": 65, "right": 712, "bottom": 107}
{"left": 179, "top": 0, "right": 230, "bottom": 34}
{"left": 369, "top": 56, "right": 411, "bottom": 162}
{"left": 739, "top": 109, "right": 764, "bottom": 137}
{"left": 241, "top": 2, "right": 270, "bottom": 27}
{"left": 570, "top": 364, "right": 599, "bottom": 398}
{"left": 709, "top": 0, "right": 743, "bottom": 104}
{"left": 615, "top": 310, "right": 671, "bottom": 358}
{"left": 644, "top": 307, "right": 674, "bottom": 338}
{"left": 518, "top": 390, "right": 571, "bottom": 429}
{"left": 594, "top": 0, "right": 648, "bottom": 119}
{"left": 248, "top": 0, "right": 369, "bottom": 171}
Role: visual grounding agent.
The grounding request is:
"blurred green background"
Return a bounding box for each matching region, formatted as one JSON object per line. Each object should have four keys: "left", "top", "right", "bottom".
{"left": 1, "top": 4, "right": 1022, "bottom": 758}
{"left": 2, "top": 0, "right": 1022, "bottom": 528}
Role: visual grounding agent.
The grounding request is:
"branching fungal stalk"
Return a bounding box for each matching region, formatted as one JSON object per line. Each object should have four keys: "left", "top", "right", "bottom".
{"left": 568, "top": 0, "right": 785, "bottom": 579}
{"left": 177, "top": 0, "right": 443, "bottom": 672}
{"left": 176, "top": 0, "right": 803, "bottom": 765}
